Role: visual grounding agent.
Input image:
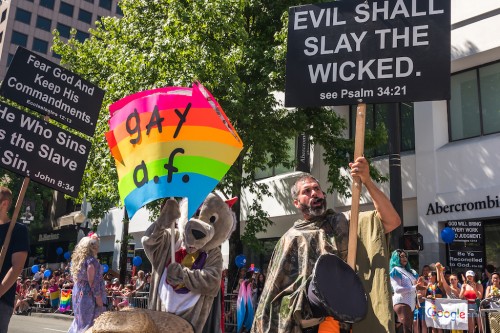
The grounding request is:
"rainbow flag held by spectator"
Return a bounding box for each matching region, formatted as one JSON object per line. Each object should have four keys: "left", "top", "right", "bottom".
{"left": 59, "top": 290, "right": 72, "bottom": 312}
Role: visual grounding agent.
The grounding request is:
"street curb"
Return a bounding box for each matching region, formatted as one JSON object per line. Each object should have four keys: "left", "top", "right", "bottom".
{"left": 30, "top": 312, "right": 74, "bottom": 322}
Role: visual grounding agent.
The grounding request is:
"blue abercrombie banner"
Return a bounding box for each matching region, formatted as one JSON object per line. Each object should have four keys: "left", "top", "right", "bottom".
{"left": 285, "top": 0, "right": 451, "bottom": 107}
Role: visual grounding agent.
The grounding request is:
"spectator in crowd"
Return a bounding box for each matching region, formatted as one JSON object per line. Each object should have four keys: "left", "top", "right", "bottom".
{"left": 57, "top": 277, "right": 65, "bottom": 290}
{"left": 33, "top": 266, "right": 45, "bottom": 285}
{"left": 421, "top": 265, "right": 431, "bottom": 282}
{"left": 68, "top": 234, "right": 105, "bottom": 333}
{"left": 13, "top": 281, "right": 37, "bottom": 314}
{"left": 435, "top": 263, "right": 460, "bottom": 299}
{"left": 460, "top": 270, "right": 483, "bottom": 333}
{"left": 482, "top": 264, "right": 496, "bottom": 290}
{"left": 135, "top": 270, "right": 146, "bottom": 293}
{"left": 143, "top": 274, "right": 151, "bottom": 293}
{"left": 117, "top": 284, "right": 135, "bottom": 310}
{"left": 14, "top": 277, "right": 23, "bottom": 310}
{"left": 0, "top": 186, "right": 30, "bottom": 333}
{"left": 484, "top": 271, "right": 500, "bottom": 302}
{"left": 254, "top": 273, "right": 265, "bottom": 310}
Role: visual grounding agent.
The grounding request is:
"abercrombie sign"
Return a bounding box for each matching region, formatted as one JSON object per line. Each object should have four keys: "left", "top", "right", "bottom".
{"left": 426, "top": 195, "right": 500, "bottom": 215}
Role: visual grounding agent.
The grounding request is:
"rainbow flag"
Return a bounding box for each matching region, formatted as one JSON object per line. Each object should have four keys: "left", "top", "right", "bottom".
{"left": 59, "top": 289, "right": 72, "bottom": 312}
{"left": 106, "top": 82, "right": 243, "bottom": 218}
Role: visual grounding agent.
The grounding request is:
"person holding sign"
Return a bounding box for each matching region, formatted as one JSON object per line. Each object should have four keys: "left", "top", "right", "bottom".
{"left": 0, "top": 187, "right": 29, "bottom": 333}
{"left": 252, "top": 157, "right": 401, "bottom": 333}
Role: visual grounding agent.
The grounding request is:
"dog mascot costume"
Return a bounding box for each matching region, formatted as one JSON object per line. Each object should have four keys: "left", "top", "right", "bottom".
{"left": 142, "top": 194, "right": 236, "bottom": 333}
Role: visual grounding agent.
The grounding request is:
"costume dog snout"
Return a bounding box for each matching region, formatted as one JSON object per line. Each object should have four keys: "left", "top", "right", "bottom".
{"left": 191, "top": 229, "right": 206, "bottom": 240}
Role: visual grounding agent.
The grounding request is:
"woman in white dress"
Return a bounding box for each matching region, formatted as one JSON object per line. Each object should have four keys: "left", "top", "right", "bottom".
{"left": 390, "top": 249, "right": 425, "bottom": 333}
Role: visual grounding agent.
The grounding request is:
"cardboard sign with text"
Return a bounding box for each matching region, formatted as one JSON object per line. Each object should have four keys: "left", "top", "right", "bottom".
{"left": 0, "top": 101, "right": 90, "bottom": 196}
{"left": 0, "top": 47, "right": 104, "bottom": 136}
{"left": 285, "top": 0, "right": 451, "bottom": 107}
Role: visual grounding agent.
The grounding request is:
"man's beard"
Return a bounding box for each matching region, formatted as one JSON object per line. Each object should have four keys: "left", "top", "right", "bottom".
{"left": 300, "top": 197, "right": 327, "bottom": 217}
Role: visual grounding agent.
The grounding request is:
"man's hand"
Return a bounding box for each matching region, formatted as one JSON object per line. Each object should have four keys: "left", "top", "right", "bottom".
{"left": 349, "top": 156, "right": 371, "bottom": 184}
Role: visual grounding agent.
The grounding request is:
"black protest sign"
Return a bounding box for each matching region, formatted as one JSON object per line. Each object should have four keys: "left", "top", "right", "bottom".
{"left": 285, "top": 0, "right": 451, "bottom": 107}
{"left": 0, "top": 101, "right": 91, "bottom": 196}
{"left": 0, "top": 47, "right": 104, "bottom": 136}
{"left": 446, "top": 221, "right": 485, "bottom": 270}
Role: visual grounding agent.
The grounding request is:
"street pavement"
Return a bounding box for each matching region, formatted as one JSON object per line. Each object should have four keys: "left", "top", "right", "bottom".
{"left": 9, "top": 312, "right": 72, "bottom": 332}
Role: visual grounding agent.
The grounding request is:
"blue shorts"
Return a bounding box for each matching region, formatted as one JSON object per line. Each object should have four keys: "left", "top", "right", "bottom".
{"left": 414, "top": 304, "right": 425, "bottom": 320}
{"left": 467, "top": 302, "right": 478, "bottom": 318}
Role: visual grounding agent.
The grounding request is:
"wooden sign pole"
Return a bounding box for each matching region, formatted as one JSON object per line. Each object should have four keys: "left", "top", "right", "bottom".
{"left": 0, "top": 177, "right": 30, "bottom": 271}
{"left": 347, "top": 103, "right": 366, "bottom": 270}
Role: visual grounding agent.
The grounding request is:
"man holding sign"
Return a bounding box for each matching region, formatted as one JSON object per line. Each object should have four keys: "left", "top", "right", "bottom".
{"left": 0, "top": 187, "right": 29, "bottom": 333}
{"left": 252, "top": 157, "right": 400, "bottom": 333}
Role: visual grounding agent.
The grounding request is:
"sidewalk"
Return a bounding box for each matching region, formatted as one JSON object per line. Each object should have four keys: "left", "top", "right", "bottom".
{"left": 30, "top": 311, "right": 74, "bottom": 322}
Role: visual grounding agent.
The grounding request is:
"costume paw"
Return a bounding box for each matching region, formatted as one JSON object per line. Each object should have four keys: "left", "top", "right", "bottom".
{"left": 166, "top": 262, "right": 185, "bottom": 285}
{"left": 157, "top": 199, "right": 181, "bottom": 228}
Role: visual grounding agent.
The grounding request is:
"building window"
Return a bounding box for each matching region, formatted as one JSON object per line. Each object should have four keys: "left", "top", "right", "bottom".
{"left": 7, "top": 53, "right": 14, "bottom": 66}
{"left": 99, "top": 0, "right": 112, "bottom": 11}
{"left": 255, "top": 137, "right": 296, "bottom": 179}
{"left": 11, "top": 31, "right": 28, "bottom": 47}
{"left": 84, "top": 0, "right": 94, "bottom": 3}
{"left": 59, "top": 2, "right": 74, "bottom": 18}
{"left": 78, "top": 9, "right": 92, "bottom": 24}
{"left": 116, "top": 4, "right": 123, "bottom": 16}
{"left": 32, "top": 38, "right": 48, "bottom": 54}
{"left": 0, "top": 31, "right": 3, "bottom": 43}
{"left": 52, "top": 51, "right": 61, "bottom": 59}
{"left": 56, "top": 23, "right": 71, "bottom": 39}
{"left": 40, "top": 0, "right": 55, "bottom": 10}
{"left": 449, "top": 61, "right": 500, "bottom": 141}
{"left": 1, "top": 10, "right": 8, "bottom": 23}
{"left": 15, "top": 7, "right": 32, "bottom": 25}
{"left": 76, "top": 30, "right": 90, "bottom": 43}
{"left": 36, "top": 15, "right": 52, "bottom": 32}
{"left": 350, "top": 102, "right": 415, "bottom": 157}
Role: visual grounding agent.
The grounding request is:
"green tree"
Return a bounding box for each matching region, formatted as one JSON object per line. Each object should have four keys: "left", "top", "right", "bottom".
{"left": 52, "top": 0, "right": 385, "bottom": 284}
{"left": 0, "top": 171, "right": 54, "bottom": 243}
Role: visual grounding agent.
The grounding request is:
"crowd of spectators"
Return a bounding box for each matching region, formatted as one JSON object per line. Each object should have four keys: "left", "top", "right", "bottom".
{"left": 403, "top": 260, "right": 499, "bottom": 333}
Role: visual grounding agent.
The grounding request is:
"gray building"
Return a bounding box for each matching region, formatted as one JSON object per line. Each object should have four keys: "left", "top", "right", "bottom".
{"left": 0, "top": 0, "right": 122, "bottom": 80}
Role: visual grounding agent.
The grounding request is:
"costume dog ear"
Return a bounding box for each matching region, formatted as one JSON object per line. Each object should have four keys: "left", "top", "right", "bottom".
{"left": 178, "top": 198, "right": 189, "bottom": 238}
{"left": 225, "top": 197, "right": 238, "bottom": 208}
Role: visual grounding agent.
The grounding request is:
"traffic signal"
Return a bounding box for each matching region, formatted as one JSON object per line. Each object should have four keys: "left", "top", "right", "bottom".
{"left": 401, "top": 233, "right": 424, "bottom": 251}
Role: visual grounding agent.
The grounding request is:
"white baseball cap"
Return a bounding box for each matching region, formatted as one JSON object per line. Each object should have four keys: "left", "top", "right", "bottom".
{"left": 466, "top": 270, "right": 475, "bottom": 277}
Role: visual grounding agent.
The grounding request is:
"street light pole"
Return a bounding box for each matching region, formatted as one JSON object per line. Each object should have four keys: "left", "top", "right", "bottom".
{"left": 119, "top": 211, "right": 129, "bottom": 285}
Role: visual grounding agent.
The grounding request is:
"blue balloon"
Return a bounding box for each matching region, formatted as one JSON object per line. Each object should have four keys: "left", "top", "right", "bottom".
{"left": 441, "top": 227, "right": 455, "bottom": 244}
{"left": 133, "top": 256, "right": 142, "bottom": 267}
{"left": 31, "top": 265, "right": 39, "bottom": 274}
{"left": 254, "top": 267, "right": 260, "bottom": 273}
{"left": 64, "top": 251, "right": 71, "bottom": 260}
{"left": 56, "top": 247, "right": 63, "bottom": 255}
{"left": 235, "top": 254, "right": 246, "bottom": 268}
{"left": 44, "top": 269, "right": 51, "bottom": 278}
{"left": 102, "top": 264, "right": 109, "bottom": 273}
